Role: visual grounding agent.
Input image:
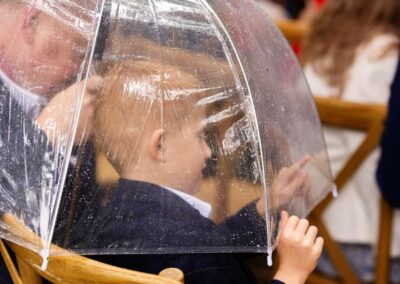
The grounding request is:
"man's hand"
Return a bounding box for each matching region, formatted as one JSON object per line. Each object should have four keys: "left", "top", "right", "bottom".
{"left": 35, "top": 76, "right": 102, "bottom": 146}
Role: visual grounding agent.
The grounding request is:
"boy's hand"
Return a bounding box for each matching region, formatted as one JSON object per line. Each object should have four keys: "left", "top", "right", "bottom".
{"left": 35, "top": 76, "right": 102, "bottom": 146}
{"left": 272, "top": 155, "right": 311, "bottom": 208}
{"left": 273, "top": 211, "right": 324, "bottom": 284}
{"left": 256, "top": 155, "right": 311, "bottom": 216}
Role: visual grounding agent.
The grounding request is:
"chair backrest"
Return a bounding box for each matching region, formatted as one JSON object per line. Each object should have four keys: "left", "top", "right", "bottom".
{"left": 274, "top": 20, "right": 307, "bottom": 43}
{"left": 275, "top": 20, "right": 394, "bottom": 284}
{"left": 0, "top": 214, "right": 184, "bottom": 284}
{"left": 308, "top": 97, "right": 390, "bottom": 284}
{"left": 312, "top": 96, "right": 387, "bottom": 214}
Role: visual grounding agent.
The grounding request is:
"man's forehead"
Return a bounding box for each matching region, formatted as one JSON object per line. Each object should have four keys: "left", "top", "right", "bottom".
{"left": 35, "top": 0, "right": 97, "bottom": 40}
{"left": 49, "top": 16, "right": 89, "bottom": 47}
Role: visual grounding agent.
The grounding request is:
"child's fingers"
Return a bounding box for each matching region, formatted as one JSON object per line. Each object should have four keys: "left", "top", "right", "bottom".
{"left": 85, "top": 76, "right": 103, "bottom": 94}
{"left": 279, "top": 211, "right": 289, "bottom": 230}
{"left": 283, "top": 164, "right": 303, "bottom": 182}
{"left": 277, "top": 211, "right": 289, "bottom": 243}
{"left": 284, "top": 215, "right": 300, "bottom": 233}
{"left": 303, "top": 225, "right": 318, "bottom": 246}
{"left": 277, "top": 167, "right": 293, "bottom": 183}
{"left": 296, "top": 172, "right": 309, "bottom": 194}
{"left": 283, "top": 172, "right": 308, "bottom": 197}
{"left": 294, "top": 219, "right": 309, "bottom": 237}
{"left": 279, "top": 210, "right": 289, "bottom": 228}
{"left": 296, "top": 154, "right": 311, "bottom": 170}
{"left": 277, "top": 155, "right": 309, "bottom": 183}
{"left": 301, "top": 174, "right": 311, "bottom": 196}
{"left": 83, "top": 92, "right": 94, "bottom": 103}
{"left": 314, "top": 236, "right": 324, "bottom": 254}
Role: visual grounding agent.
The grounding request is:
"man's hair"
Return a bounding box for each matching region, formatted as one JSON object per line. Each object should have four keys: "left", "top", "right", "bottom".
{"left": 94, "top": 60, "right": 206, "bottom": 171}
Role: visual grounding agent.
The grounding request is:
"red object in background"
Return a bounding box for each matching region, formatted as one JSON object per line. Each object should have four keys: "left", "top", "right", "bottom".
{"left": 292, "top": 42, "right": 301, "bottom": 56}
{"left": 314, "top": 0, "right": 326, "bottom": 8}
{"left": 287, "top": 0, "right": 327, "bottom": 56}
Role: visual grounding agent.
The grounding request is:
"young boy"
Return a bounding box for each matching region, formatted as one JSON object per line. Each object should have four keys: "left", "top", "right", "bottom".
{"left": 70, "top": 60, "right": 323, "bottom": 283}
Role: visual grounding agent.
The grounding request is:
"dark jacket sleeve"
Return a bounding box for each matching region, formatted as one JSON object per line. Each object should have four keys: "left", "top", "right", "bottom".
{"left": 0, "top": 84, "right": 97, "bottom": 237}
{"left": 0, "top": 92, "right": 60, "bottom": 224}
{"left": 212, "top": 201, "right": 267, "bottom": 247}
{"left": 376, "top": 57, "right": 400, "bottom": 208}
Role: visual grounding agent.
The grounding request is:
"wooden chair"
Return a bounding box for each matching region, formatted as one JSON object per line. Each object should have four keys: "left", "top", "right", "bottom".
{"left": 274, "top": 20, "right": 395, "bottom": 283}
{"left": 306, "top": 97, "right": 392, "bottom": 284}
{"left": 274, "top": 19, "right": 307, "bottom": 44}
{"left": 0, "top": 214, "right": 184, "bottom": 284}
{"left": 375, "top": 198, "right": 394, "bottom": 284}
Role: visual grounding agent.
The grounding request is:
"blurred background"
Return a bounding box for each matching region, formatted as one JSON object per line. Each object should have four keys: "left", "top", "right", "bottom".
{"left": 252, "top": 0, "right": 400, "bottom": 283}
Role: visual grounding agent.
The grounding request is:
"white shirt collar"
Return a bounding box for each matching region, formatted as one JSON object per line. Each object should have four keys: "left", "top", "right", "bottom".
{"left": 163, "top": 186, "right": 212, "bottom": 219}
{"left": 0, "top": 70, "right": 47, "bottom": 120}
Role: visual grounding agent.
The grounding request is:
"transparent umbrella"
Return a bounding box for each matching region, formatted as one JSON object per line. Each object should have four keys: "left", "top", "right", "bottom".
{"left": 0, "top": 0, "right": 334, "bottom": 269}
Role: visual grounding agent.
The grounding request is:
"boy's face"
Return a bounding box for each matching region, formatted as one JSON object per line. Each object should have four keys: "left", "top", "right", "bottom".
{"left": 163, "top": 108, "right": 212, "bottom": 194}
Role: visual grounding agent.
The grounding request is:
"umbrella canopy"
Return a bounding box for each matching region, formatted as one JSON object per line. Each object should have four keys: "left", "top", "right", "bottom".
{"left": 0, "top": 0, "right": 334, "bottom": 268}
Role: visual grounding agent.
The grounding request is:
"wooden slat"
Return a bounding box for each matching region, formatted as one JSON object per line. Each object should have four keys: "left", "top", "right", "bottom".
{"left": 275, "top": 20, "right": 307, "bottom": 43}
{"left": 375, "top": 199, "right": 393, "bottom": 284}
{"left": 309, "top": 214, "right": 360, "bottom": 284}
{"left": 314, "top": 97, "right": 386, "bottom": 130}
{"left": 8, "top": 241, "right": 184, "bottom": 284}
{"left": 16, "top": 256, "right": 43, "bottom": 284}
{"left": 159, "top": 268, "right": 184, "bottom": 283}
{"left": 3, "top": 214, "right": 184, "bottom": 284}
{"left": 314, "top": 121, "right": 385, "bottom": 214}
{"left": 0, "top": 239, "right": 23, "bottom": 284}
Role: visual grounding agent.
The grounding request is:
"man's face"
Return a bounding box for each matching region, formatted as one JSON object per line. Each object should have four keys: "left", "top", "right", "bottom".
{"left": 163, "top": 109, "right": 212, "bottom": 195}
{"left": 26, "top": 14, "right": 88, "bottom": 96}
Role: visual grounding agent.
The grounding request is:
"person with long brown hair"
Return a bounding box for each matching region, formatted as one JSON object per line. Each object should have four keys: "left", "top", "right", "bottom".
{"left": 301, "top": 0, "right": 400, "bottom": 282}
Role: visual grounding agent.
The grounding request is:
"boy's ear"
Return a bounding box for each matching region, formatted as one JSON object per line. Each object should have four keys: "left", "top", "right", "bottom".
{"left": 21, "top": 7, "right": 42, "bottom": 45}
{"left": 148, "top": 128, "right": 165, "bottom": 162}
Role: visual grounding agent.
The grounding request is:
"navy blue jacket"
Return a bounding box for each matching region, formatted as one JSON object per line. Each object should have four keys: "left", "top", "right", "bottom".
{"left": 0, "top": 78, "right": 50, "bottom": 283}
{"left": 377, "top": 57, "right": 400, "bottom": 208}
{"left": 68, "top": 179, "right": 268, "bottom": 283}
{"left": 0, "top": 78, "right": 96, "bottom": 282}
{"left": 0, "top": 79, "right": 55, "bottom": 221}
{"left": 0, "top": 78, "right": 96, "bottom": 232}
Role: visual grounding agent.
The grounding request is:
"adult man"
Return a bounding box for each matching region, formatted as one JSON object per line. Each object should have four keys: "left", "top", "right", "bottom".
{"left": 0, "top": 1, "right": 100, "bottom": 281}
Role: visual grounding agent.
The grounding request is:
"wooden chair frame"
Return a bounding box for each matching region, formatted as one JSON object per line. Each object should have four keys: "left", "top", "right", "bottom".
{"left": 0, "top": 214, "right": 184, "bottom": 284}
{"left": 307, "top": 97, "right": 392, "bottom": 284}
{"left": 274, "top": 20, "right": 394, "bottom": 283}
{"left": 275, "top": 19, "right": 307, "bottom": 44}
{"left": 375, "top": 198, "right": 393, "bottom": 284}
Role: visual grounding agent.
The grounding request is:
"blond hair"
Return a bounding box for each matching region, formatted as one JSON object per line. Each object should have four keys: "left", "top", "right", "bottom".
{"left": 94, "top": 60, "right": 206, "bottom": 171}
{"left": 301, "top": 0, "right": 400, "bottom": 95}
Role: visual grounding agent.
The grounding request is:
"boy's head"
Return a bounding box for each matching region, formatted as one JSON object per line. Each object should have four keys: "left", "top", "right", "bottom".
{"left": 94, "top": 60, "right": 212, "bottom": 194}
